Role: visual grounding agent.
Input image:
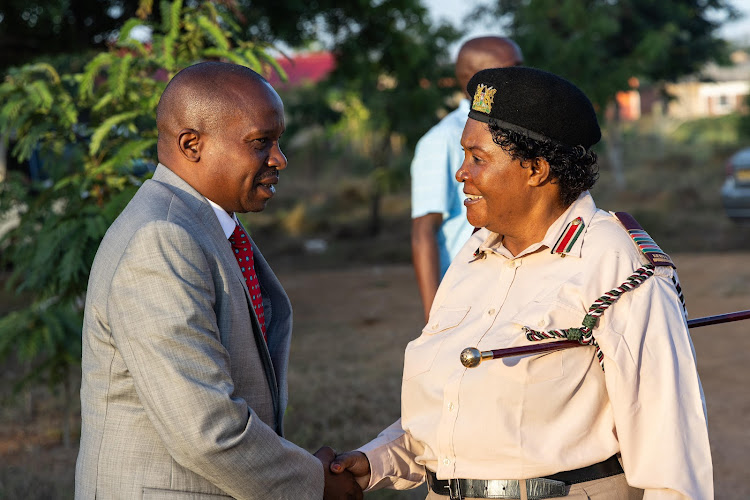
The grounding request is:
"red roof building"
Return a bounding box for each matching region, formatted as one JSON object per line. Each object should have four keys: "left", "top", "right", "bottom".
{"left": 266, "top": 51, "right": 336, "bottom": 88}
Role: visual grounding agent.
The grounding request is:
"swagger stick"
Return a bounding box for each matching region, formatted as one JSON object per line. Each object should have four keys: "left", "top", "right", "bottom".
{"left": 460, "top": 309, "right": 750, "bottom": 368}
{"left": 686, "top": 310, "right": 750, "bottom": 328}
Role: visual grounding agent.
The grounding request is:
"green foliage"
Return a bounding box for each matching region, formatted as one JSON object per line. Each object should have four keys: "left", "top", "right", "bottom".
{"left": 0, "top": 1, "right": 284, "bottom": 396}
{"left": 0, "top": 64, "right": 78, "bottom": 164}
{"left": 247, "top": 0, "right": 459, "bottom": 166}
{"left": 670, "top": 113, "right": 742, "bottom": 145}
{"left": 737, "top": 94, "right": 750, "bottom": 140}
{"left": 0, "top": 302, "right": 83, "bottom": 392}
{"left": 0, "top": 0, "right": 156, "bottom": 73}
{"left": 488, "top": 0, "right": 737, "bottom": 112}
{"left": 261, "top": 0, "right": 458, "bottom": 233}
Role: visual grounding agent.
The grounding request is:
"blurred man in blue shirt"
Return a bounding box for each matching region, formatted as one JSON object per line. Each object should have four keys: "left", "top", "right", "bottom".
{"left": 411, "top": 36, "right": 523, "bottom": 320}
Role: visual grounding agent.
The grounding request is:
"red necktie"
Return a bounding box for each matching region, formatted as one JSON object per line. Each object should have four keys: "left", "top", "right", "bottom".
{"left": 229, "top": 225, "right": 267, "bottom": 341}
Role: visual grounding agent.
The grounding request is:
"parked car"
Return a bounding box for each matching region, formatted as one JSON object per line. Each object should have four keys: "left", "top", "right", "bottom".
{"left": 721, "top": 147, "right": 750, "bottom": 223}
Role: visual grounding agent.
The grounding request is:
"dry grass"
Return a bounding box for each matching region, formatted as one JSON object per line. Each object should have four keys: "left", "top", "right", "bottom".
{"left": 0, "top": 363, "right": 79, "bottom": 499}
{"left": 591, "top": 129, "right": 749, "bottom": 253}
{"left": 281, "top": 265, "right": 427, "bottom": 500}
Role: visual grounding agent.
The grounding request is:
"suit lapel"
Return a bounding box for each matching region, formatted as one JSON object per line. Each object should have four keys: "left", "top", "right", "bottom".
{"left": 236, "top": 221, "right": 281, "bottom": 433}
{"left": 150, "top": 165, "right": 282, "bottom": 433}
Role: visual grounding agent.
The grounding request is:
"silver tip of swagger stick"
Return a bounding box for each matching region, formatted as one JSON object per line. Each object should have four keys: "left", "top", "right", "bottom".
{"left": 460, "top": 347, "right": 483, "bottom": 368}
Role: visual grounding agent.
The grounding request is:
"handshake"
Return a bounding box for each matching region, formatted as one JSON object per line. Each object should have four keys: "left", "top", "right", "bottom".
{"left": 314, "top": 447, "right": 371, "bottom": 500}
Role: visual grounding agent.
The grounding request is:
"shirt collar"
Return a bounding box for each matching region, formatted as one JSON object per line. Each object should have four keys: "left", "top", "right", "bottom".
{"left": 205, "top": 198, "right": 240, "bottom": 239}
{"left": 472, "top": 191, "right": 598, "bottom": 260}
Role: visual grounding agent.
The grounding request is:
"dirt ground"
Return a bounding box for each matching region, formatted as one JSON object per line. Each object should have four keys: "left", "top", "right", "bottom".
{"left": 0, "top": 253, "right": 748, "bottom": 499}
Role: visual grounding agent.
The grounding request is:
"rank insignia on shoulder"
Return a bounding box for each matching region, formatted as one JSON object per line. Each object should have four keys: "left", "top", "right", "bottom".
{"left": 551, "top": 216, "right": 585, "bottom": 255}
{"left": 614, "top": 212, "right": 676, "bottom": 268}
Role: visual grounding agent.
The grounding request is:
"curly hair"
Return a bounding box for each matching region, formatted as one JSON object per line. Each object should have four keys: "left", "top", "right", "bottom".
{"left": 487, "top": 121, "right": 599, "bottom": 206}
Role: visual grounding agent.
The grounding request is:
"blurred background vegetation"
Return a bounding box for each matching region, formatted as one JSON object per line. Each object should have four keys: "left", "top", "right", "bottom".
{"left": 1, "top": 0, "right": 750, "bottom": 498}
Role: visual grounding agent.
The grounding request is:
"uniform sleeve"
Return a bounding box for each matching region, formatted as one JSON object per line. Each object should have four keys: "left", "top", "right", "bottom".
{"left": 357, "top": 419, "right": 427, "bottom": 491}
{"left": 597, "top": 267, "right": 712, "bottom": 500}
{"left": 411, "top": 127, "right": 455, "bottom": 219}
{"left": 108, "top": 221, "right": 324, "bottom": 499}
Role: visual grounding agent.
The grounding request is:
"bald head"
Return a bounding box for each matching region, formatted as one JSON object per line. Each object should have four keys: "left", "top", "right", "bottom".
{"left": 154, "top": 61, "right": 288, "bottom": 213}
{"left": 455, "top": 36, "right": 523, "bottom": 98}
{"left": 156, "top": 62, "right": 274, "bottom": 164}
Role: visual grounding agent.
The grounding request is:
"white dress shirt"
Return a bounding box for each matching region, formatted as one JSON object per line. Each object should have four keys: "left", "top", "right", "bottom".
{"left": 360, "top": 192, "right": 712, "bottom": 499}
{"left": 205, "top": 197, "right": 239, "bottom": 238}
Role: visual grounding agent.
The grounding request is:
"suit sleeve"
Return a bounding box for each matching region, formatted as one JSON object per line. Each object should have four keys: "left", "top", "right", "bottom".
{"left": 107, "top": 221, "right": 324, "bottom": 500}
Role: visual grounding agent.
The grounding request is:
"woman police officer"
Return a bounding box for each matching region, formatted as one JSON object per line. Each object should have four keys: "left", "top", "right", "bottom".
{"left": 332, "top": 67, "right": 712, "bottom": 500}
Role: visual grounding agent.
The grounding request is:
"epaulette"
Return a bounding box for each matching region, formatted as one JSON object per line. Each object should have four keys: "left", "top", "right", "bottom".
{"left": 614, "top": 212, "right": 675, "bottom": 268}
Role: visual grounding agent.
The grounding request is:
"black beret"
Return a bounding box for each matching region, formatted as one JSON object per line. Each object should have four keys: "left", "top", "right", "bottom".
{"left": 467, "top": 67, "right": 601, "bottom": 149}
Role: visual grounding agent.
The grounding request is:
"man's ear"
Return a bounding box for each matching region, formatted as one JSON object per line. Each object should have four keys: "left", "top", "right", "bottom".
{"left": 178, "top": 129, "right": 201, "bottom": 162}
{"left": 526, "top": 157, "right": 552, "bottom": 187}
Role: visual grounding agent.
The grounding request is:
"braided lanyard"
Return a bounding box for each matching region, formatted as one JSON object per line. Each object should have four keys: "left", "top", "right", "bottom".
{"left": 522, "top": 264, "right": 656, "bottom": 371}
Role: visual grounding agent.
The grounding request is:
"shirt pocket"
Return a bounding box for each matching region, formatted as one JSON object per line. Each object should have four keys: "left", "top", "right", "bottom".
{"left": 508, "top": 298, "right": 585, "bottom": 383}
{"left": 403, "top": 306, "right": 471, "bottom": 381}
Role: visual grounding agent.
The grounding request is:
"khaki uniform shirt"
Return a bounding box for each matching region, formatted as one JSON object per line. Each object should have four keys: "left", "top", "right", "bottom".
{"left": 360, "top": 192, "right": 712, "bottom": 499}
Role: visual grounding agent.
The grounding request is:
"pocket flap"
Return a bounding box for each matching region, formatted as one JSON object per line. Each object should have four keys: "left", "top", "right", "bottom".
{"left": 423, "top": 306, "right": 471, "bottom": 335}
{"left": 142, "top": 488, "right": 232, "bottom": 500}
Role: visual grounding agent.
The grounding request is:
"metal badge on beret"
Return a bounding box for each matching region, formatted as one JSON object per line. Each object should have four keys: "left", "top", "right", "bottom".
{"left": 467, "top": 66, "right": 601, "bottom": 150}
{"left": 472, "top": 83, "right": 497, "bottom": 114}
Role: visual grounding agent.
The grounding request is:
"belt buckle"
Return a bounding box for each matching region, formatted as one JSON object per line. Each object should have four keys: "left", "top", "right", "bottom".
{"left": 484, "top": 479, "right": 520, "bottom": 498}
{"left": 448, "top": 478, "right": 462, "bottom": 500}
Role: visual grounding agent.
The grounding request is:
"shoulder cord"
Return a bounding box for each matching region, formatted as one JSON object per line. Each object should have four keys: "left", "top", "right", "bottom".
{"left": 522, "top": 264, "right": 656, "bottom": 371}
{"left": 672, "top": 275, "right": 687, "bottom": 315}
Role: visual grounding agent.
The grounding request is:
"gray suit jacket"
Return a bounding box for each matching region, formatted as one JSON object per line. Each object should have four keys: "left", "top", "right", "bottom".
{"left": 75, "top": 165, "right": 323, "bottom": 499}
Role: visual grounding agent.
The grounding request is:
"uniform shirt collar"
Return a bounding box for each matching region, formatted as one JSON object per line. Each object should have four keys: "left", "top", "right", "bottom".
{"left": 205, "top": 198, "right": 240, "bottom": 239}
{"left": 473, "top": 191, "right": 598, "bottom": 260}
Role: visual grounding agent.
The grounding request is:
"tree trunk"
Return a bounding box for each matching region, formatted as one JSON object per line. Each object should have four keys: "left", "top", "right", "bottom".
{"left": 605, "top": 99, "right": 626, "bottom": 191}
{"left": 62, "top": 369, "right": 72, "bottom": 449}
{"left": 368, "top": 186, "right": 381, "bottom": 237}
{"left": 0, "top": 135, "right": 7, "bottom": 183}
{"left": 24, "top": 360, "right": 34, "bottom": 418}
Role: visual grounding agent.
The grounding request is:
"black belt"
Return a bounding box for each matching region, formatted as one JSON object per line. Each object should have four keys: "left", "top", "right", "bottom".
{"left": 544, "top": 454, "right": 622, "bottom": 485}
{"left": 426, "top": 455, "right": 623, "bottom": 499}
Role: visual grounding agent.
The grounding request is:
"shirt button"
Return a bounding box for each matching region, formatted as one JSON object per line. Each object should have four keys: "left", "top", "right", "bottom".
{"left": 443, "top": 458, "right": 451, "bottom": 465}
{"left": 431, "top": 322, "right": 439, "bottom": 329}
{"left": 488, "top": 308, "right": 495, "bottom": 316}
{"left": 448, "top": 402, "right": 455, "bottom": 411}
{"left": 538, "top": 319, "right": 545, "bottom": 327}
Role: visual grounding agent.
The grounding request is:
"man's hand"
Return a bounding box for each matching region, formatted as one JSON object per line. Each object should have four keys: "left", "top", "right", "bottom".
{"left": 330, "top": 451, "right": 371, "bottom": 491}
{"left": 314, "top": 446, "right": 363, "bottom": 500}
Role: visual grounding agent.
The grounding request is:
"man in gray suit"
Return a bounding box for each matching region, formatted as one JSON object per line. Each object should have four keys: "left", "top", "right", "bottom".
{"left": 75, "top": 62, "right": 362, "bottom": 499}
